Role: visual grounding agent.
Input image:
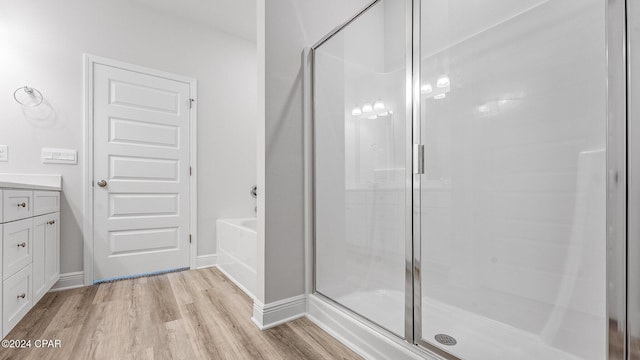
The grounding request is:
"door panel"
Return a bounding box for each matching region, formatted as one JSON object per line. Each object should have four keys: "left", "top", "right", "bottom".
{"left": 109, "top": 118, "right": 180, "bottom": 148}
{"left": 93, "top": 63, "right": 191, "bottom": 281}
{"left": 109, "top": 227, "right": 179, "bottom": 255}
{"left": 109, "top": 80, "right": 180, "bottom": 114}
{"left": 108, "top": 193, "right": 179, "bottom": 218}
{"left": 109, "top": 155, "right": 180, "bottom": 181}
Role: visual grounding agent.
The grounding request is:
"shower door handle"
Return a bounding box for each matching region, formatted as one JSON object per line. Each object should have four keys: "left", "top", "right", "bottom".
{"left": 413, "top": 144, "right": 424, "bottom": 174}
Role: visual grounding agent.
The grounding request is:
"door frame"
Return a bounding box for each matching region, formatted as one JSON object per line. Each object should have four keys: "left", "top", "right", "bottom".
{"left": 82, "top": 54, "right": 198, "bottom": 286}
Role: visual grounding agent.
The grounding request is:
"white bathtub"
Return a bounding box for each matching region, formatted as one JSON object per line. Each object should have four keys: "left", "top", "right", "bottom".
{"left": 216, "top": 218, "right": 257, "bottom": 300}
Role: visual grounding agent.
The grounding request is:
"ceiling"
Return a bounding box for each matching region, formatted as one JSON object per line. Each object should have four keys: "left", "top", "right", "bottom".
{"left": 130, "top": 0, "right": 257, "bottom": 42}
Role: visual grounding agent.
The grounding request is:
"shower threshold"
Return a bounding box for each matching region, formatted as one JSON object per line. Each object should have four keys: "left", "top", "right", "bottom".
{"left": 335, "top": 290, "right": 590, "bottom": 360}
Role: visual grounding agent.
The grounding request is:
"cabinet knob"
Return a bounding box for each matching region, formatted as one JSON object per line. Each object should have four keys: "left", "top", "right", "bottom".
{"left": 17, "top": 202, "right": 26, "bottom": 208}
{"left": 17, "top": 293, "right": 26, "bottom": 299}
{"left": 17, "top": 242, "right": 26, "bottom": 248}
{"left": 47, "top": 220, "right": 56, "bottom": 225}
{"left": 97, "top": 180, "right": 107, "bottom": 187}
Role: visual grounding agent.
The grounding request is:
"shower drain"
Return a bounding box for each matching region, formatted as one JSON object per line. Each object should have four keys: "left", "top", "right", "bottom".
{"left": 434, "top": 334, "right": 457, "bottom": 346}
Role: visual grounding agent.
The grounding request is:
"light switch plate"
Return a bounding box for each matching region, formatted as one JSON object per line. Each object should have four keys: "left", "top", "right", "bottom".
{"left": 42, "top": 147, "right": 77, "bottom": 164}
{"left": 0, "top": 145, "right": 7, "bottom": 162}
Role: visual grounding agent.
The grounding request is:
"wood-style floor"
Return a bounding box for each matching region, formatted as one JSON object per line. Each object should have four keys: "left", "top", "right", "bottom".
{"left": 0, "top": 268, "right": 362, "bottom": 360}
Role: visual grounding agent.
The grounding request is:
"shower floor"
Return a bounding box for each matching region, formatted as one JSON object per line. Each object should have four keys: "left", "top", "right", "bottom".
{"left": 336, "top": 289, "right": 584, "bottom": 360}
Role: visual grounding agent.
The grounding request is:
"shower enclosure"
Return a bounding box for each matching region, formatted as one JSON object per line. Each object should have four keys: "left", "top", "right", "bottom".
{"left": 311, "top": 0, "right": 634, "bottom": 359}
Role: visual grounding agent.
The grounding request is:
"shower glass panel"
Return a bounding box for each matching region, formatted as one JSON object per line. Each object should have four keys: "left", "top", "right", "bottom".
{"left": 418, "top": 0, "right": 607, "bottom": 359}
{"left": 314, "top": 0, "right": 407, "bottom": 336}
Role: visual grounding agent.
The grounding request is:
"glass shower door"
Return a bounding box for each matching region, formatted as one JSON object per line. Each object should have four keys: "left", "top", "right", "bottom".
{"left": 313, "top": 0, "right": 409, "bottom": 337}
{"left": 416, "top": 0, "right": 608, "bottom": 359}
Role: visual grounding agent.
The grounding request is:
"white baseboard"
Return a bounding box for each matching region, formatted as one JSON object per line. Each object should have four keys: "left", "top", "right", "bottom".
{"left": 307, "top": 294, "right": 436, "bottom": 360}
{"left": 196, "top": 254, "right": 217, "bottom": 269}
{"left": 50, "top": 271, "right": 85, "bottom": 292}
{"left": 251, "top": 294, "right": 306, "bottom": 330}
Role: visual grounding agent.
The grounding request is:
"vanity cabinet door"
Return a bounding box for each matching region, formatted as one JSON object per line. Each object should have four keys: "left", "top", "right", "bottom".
{"left": 32, "top": 213, "right": 59, "bottom": 303}
{"left": 44, "top": 213, "right": 59, "bottom": 289}
{"left": 32, "top": 215, "right": 46, "bottom": 303}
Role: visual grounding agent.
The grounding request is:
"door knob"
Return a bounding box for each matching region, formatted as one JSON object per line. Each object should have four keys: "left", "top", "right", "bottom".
{"left": 97, "top": 180, "right": 107, "bottom": 187}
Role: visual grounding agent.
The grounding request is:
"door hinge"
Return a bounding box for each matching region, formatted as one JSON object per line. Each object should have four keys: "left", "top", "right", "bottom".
{"left": 189, "top": 166, "right": 192, "bottom": 176}
{"left": 189, "top": 234, "right": 192, "bottom": 243}
{"left": 413, "top": 144, "right": 425, "bottom": 174}
{"left": 189, "top": 98, "right": 195, "bottom": 109}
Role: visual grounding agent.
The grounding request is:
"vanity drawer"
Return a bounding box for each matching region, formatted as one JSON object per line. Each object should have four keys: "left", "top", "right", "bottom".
{"left": 2, "top": 264, "right": 32, "bottom": 338}
{"left": 3, "top": 218, "right": 32, "bottom": 280}
{"left": 3, "top": 190, "right": 33, "bottom": 223}
{"left": 33, "top": 191, "right": 60, "bottom": 216}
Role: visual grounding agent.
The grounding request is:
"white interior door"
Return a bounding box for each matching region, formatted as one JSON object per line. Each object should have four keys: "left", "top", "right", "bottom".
{"left": 93, "top": 63, "right": 192, "bottom": 282}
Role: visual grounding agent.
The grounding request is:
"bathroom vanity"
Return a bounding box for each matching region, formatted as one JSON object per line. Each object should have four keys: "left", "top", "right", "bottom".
{"left": 0, "top": 175, "right": 61, "bottom": 338}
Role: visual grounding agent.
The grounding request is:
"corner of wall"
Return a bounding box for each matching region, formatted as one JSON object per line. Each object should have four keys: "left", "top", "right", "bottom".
{"left": 255, "top": 0, "right": 267, "bottom": 306}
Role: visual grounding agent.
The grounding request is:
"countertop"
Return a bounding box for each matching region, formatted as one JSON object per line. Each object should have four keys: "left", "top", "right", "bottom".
{"left": 0, "top": 174, "right": 62, "bottom": 191}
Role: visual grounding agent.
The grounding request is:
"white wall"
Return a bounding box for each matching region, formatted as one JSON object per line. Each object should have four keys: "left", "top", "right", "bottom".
{"left": 258, "top": 0, "right": 371, "bottom": 304}
{"left": 0, "top": 0, "right": 257, "bottom": 274}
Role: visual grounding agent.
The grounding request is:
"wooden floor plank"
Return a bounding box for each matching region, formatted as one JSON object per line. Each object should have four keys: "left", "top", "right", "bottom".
{"left": 181, "top": 302, "right": 226, "bottom": 359}
{"left": 146, "top": 275, "right": 182, "bottom": 325}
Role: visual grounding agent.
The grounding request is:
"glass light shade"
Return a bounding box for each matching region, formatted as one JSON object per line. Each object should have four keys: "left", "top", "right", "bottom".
{"left": 434, "top": 93, "right": 446, "bottom": 100}
{"left": 351, "top": 106, "right": 362, "bottom": 116}
{"left": 373, "top": 100, "right": 385, "bottom": 110}
{"left": 362, "top": 103, "right": 373, "bottom": 113}
{"left": 421, "top": 83, "right": 433, "bottom": 94}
